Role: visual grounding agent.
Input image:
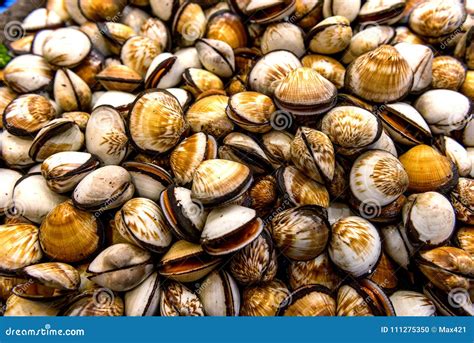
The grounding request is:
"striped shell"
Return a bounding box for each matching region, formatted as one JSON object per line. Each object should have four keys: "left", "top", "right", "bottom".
{"left": 0, "top": 224, "right": 42, "bottom": 271}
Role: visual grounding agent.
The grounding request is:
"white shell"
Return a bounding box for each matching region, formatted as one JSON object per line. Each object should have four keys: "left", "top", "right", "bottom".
{"left": 441, "top": 136, "right": 472, "bottom": 177}
{"left": 124, "top": 272, "right": 160, "bottom": 316}
{"left": 42, "top": 28, "right": 91, "bottom": 67}
{"left": 202, "top": 205, "right": 257, "bottom": 242}
{"left": 195, "top": 39, "right": 235, "bottom": 78}
{"left": 93, "top": 91, "right": 136, "bottom": 110}
{"left": 0, "top": 169, "right": 22, "bottom": 213}
{"left": 381, "top": 224, "right": 414, "bottom": 270}
{"left": 323, "top": 0, "right": 361, "bottom": 22}
{"left": 390, "top": 290, "right": 436, "bottom": 316}
{"left": 199, "top": 271, "right": 240, "bottom": 316}
{"left": 395, "top": 43, "right": 433, "bottom": 93}
{"left": 0, "top": 131, "right": 34, "bottom": 168}
{"left": 261, "top": 22, "right": 305, "bottom": 57}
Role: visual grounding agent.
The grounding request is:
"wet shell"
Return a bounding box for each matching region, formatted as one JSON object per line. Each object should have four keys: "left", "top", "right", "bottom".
{"left": 345, "top": 45, "right": 414, "bottom": 103}
{"left": 276, "top": 166, "right": 330, "bottom": 208}
{"left": 0, "top": 169, "right": 22, "bottom": 213}
{"left": 274, "top": 67, "right": 338, "bottom": 119}
{"left": 3, "top": 94, "right": 56, "bottom": 137}
{"left": 182, "top": 68, "right": 224, "bottom": 97}
{"left": 3, "top": 55, "right": 53, "bottom": 94}
{"left": 358, "top": 0, "right": 406, "bottom": 24}
{"left": 229, "top": 230, "right": 277, "bottom": 285}
{"left": 240, "top": 280, "right": 290, "bottom": 316}
{"left": 170, "top": 132, "right": 217, "bottom": 186}
{"left": 261, "top": 130, "right": 293, "bottom": 164}
{"left": 381, "top": 223, "right": 415, "bottom": 270}
{"left": 172, "top": 2, "right": 207, "bottom": 47}
{"left": 124, "top": 272, "right": 160, "bottom": 316}
{"left": 269, "top": 205, "right": 330, "bottom": 261}
{"left": 159, "top": 240, "right": 221, "bottom": 282}
{"left": 277, "top": 285, "right": 336, "bottom": 316}
{"left": 115, "top": 198, "right": 172, "bottom": 253}
{"left": 450, "top": 178, "right": 474, "bottom": 225}
{"left": 205, "top": 10, "right": 248, "bottom": 49}
{"left": 88, "top": 243, "right": 154, "bottom": 292}
{"left": 41, "top": 151, "right": 100, "bottom": 193}
{"left": 261, "top": 22, "right": 305, "bottom": 57}
{"left": 160, "top": 281, "right": 205, "bottom": 316}
{"left": 39, "top": 200, "right": 102, "bottom": 263}
{"left": 290, "top": 127, "right": 335, "bottom": 183}
{"left": 226, "top": 91, "right": 275, "bottom": 133}
{"left": 121, "top": 35, "right": 162, "bottom": 76}
{"left": 390, "top": 290, "right": 436, "bottom": 316}
{"left": 0, "top": 132, "right": 35, "bottom": 168}
{"left": 43, "top": 28, "right": 91, "bottom": 67}
{"left": 96, "top": 65, "right": 142, "bottom": 92}
{"left": 86, "top": 106, "right": 128, "bottom": 165}
{"left": 329, "top": 216, "right": 382, "bottom": 277}
{"left": 455, "top": 226, "right": 474, "bottom": 256}
{"left": 399, "top": 144, "right": 458, "bottom": 193}
{"left": 201, "top": 204, "right": 263, "bottom": 255}
{"left": 432, "top": 56, "right": 466, "bottom": 90}
{"left": 307, "top": 16, "right": 352, "bottom": 55}
{"left": 302, "top": 54, "right": 345, "bottom": 89}
{"left": 0, "top": 224, "right": 42, "bottom": 272}
{"left": 394, "top": 42, "right": 433, "bottom": 93}
{"left": 403, "top": 191, "right": 456, "bottom": 246}
{"left": 128, "top": 89, "right": 186, "bottom": 154}
{"left": 54, "top": 68, "right": 92, "bottom": 112}
{"left": 195, "top": 38, "right": 235, "bottom": 78}
{"left": 72, "top": 166, "right": 134, "bottom": 211}
{"left": 350, "top": 150, "right": 409, "bottom": 207}
{"left": 59, "top": 289, "right": 124, "bottom": 316}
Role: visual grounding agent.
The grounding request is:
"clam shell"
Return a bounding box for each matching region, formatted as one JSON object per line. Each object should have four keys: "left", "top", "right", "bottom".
{"left": 269, "top": 205, "right": 330, "bottom": 261}
{"left": 336, "top": 284, "right": 373, "bottom": 316}
{"left": 390, "top": 290, "right": 436, "bottom": 316}
{"left": 240, "top": 280, "right": 290, "bottom": 316}
{"left": 302, "top": 54, "right": 345, "bottom": 89}
{"left": 261, "top": 130, "right": 293, "bottom": 164}
{"left": 394, "top": 42, "right": 433, "bottom": 93}
{"left": 96, "top": 65, "right": 142, "bottom": 92}
{"left": 358, "top": 0, "right": 406, "bottom": 24}
{"left": 245, "top": 0, "right": 296, "bottom": 24}
{"left": 345, "top": 45, "right": 414, "bottom": 103}
{"left": 381, "top": 224, "right": 415, "bottom": 270}
{"left": 199, "top": 270, "right": 240, "bottom": 316}
{"left": 97, "top": 22, "right": 135, "bottom": 55}
{"left": 78, "top": 0, "right": 127, "bottom": 22}
{"left": 191, "top": 159, "right": 252, "bottom": 207}
{"left": 0, "top": 87, "right": 17, "bottom": 128}
{"left": 455, "top": 226, "right": 474, "bottom": 256}
{"left": 436, "top": 136, "right": 472, "bottom": 177}
{"left": 172, "top": 2, "right": 207, "bottom": 47}
{"left": 329, "top": 216, "right": 382, "bottom": 277}
{"left": 115, "top": 198, "right": 173, "bottom": 253}
{"left": 227, "top": 91, "right": 274, "bottom": 133}
{"left": 72, "top": 166, "right": 134, "bottom": 211}
{"left": 140, "top": 17, "right": 169, "bottom": 51}
{"left": 205, "top": 10, "right": 248, "bottom": 49}
{"left": 323, "top": 0, "right": 361, "bottom": 22}
{"left": 60, "top": 289, "right": 124, "bottom": 316}
{"left": 160, "top": 281, "right": 204, "bottom": 316}
{"left": 54, "top": 68, "right": 92, "bottom": 112}
{"left": 3, "top": 54, "right": 53, "bottom": 94}
{"left": 128, "top": 89, "right": 186, "bottom": 154}
{"left": 0, "top": 131, "right": 35, "bottom": 168}
{"left": 39, "top": 200, "right": 102, "bottom": 263}
{"left": 88, "top": 243, "right": 153, "bottom": 292}
{"left": 307, "top": 15, "right": 352, "bottom": 55}
{"left": 0, "top": 224, "right": 42, "bottom": 272}
{"left": 261, "top": 22, "right": 305, "bottom": 57}
{"left": 195, "top": 38, "right": 235, "bottom": 78}
{"left": 124, "top": 272, "right": 160, "bottom": 316}
{"left": 43, "top": 28, "right": 91, "bottom": 67}
{"left": 277, "top": 284, "right": 336, "bottom": 316}
{"left": 22, "top": 262, "right": 80, "bottom": 291}
{"left": 432, "top": 56, "right": 466, "bottom": 90}
{"left": 0, "top": 169, "right": 22, "bottom": 213}
{"left": 121, "top": 35, "right": 162, "bottom": 76}
{"left": 182, "top": 68, "right": 224, "bottom": 97}
{"left": 4, "top": 294, "right": 60, "bottom": 316}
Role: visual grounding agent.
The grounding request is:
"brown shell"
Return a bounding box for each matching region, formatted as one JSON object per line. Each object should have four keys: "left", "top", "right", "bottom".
{"left": 240, "top": 280, "right": 290, "bottom": 316}
{"left": 121, "top": 36, "right": 162, "bottom": 76}
{"left": 160, "top": 281, "right": 205, "bottom": 316}
{"left": 0, "top": 224, "right": 42, "bottom": 272}
{"left": 302, "top": 54, "right": 345, "bottom": 89}
{"left": 96, "top": 65, "right": 142, "bottom": 92}
{"left": 277, "top": 285, "right": 336, "bottom": 316}
{"left": 451, "top": 178, "right": 474, "bottom": 224}
{"left": 206, "top": 10, "right": 248, "bottom": 49}
{"left": 455, "top": 226, "right": 474, "bottom": 256}
{"left": 432, "top": 56, "right": 467, "bottom": 91}
{"left": 186, "top": 95, "right": 233, "bottom": 139}
{"left": 60, "top": 290, "right": 124, "bottom": 316}
{"left": 227, "top": 91, "right": 275, "bottom": 133}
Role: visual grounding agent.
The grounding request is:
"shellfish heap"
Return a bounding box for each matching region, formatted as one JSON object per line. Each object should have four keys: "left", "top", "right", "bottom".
{"left": 0, "top": 0, "right": 473, "bottom": 317}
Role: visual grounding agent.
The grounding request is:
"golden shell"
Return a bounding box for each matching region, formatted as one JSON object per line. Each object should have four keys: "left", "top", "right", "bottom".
{"left": 0, "top": 224, "right": 42, "bottom": 272}
{"left": 248, "top": 175, "right": 278, "bottom": 217}
{"left": 4, "top": 294, "right": 60, "bottom": 316}
{"left": 186, "top": 94, "right": 233, "bottom": 139}
{"left": 62, "top": 111, "right": 90, "bottom": 130}
{"left": 277, "top": 285, "right": 336, "bottom": 316}
{"left": 461, "top": 70, "right": 474, "bottom": 100}
{"left": 128, "top": 89, "right": 186, "bottom": 154}
{"left": 368, "top": 252, "right": 398, "bottom": 291}
{"left": 39, "top": 200, "right": 101, "bottom": 263}
{"left": 22, "top": 262, "right": 80, "bottom": 291}
{"left": 455, "top": 226, "right": 474, "bottom": 256}
{"left": 302, "top": 54, "right": 345, "bottom": 89}
{"left": 450, "top": 178, "right": 474, "bottom": 225}
{"left": 140, "top": 17, "right": 169, "bottom": 51}
{"left": 205, "top": 10, "right": 248, "bottom": 49}
{"left": 120, "top": 35, "right": 162, "bottom": 76}
{"left": 336, "top": 284, "right": 373, "bottom": 316}
{"left": 307, "top": 15, "right": 352, "bottom": 54}
{"left": 432, "top": 56, "right": 466, "bottom": 90}
{"left": 183, "top": 68, "right": 225, "bottom": 98}
{"left": 345, "top": 45, "right": 414, "bottom": 103}
{"left": 97, "top": 22, "right": 135, "bottom": 55}
{"left": 172, "top": 2, "right": 207, "bottom": 47}
{"left": 227, "top": 91, "right": 275, "bottom": 133}
{"left": 240, "top": 280, "right": 290, "bottom": 316}
{"left": 96, "top": 65, "right": 142, "bottom": 92}
{"left": 191, "top": 159, "right": 252, "bottom": 206}
{"left": 170, "top": 132, "right": 217, "bottom": 186}
{"left": 0, "top": 87, "right": 17, "bottom": 129}
{"left": 78, "top": 0, "right": 127, "bottom": 22}
{"left": 399, "top": 144, "right": 458, "bottom": 193}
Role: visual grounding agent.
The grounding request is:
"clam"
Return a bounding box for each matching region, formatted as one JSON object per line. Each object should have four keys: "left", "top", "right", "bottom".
{"left": 269, "top": 205, "right": 330, "bottom": 261}
{"left": 43, "top": 28, "right": 91, "bottom": 67}
{"left": 274, "top": 67, "right": 338, "bottom": 120}
{"left": 88, "top": 243, "right": 153, "bottom": 292}
{"left": 329, "top": 216, "right": 382, "bottom": 277}
{"left": 186, "top": 94, "right": 234, "bottom": 139}
{"left": 60, "top": 289, "right": 124, "bottom": 316}
{"left": 150, "top": 0, "right": 177, "bottom": 21}
{"left": 96, "top": 65, "right": 142, "bottom": 92}
{"left": 160, "top": 281, "right": 205, "bottom": 316}
{"left": 198, "top": 270, "right": 240, "bottom": 316}
{"left": 182, "top": 68, "right": 224, "bottom": 97}
{"left": 247, "top": 175, "right": 279, "bottom": 217}
{"left": 120, "top": 161, "right": 172, "bottom": 203}
{"left": 3, "top": 54, "right": 53, "bottom": 93}
{"left": 201, "top": 204, "right": 263, "bottom": 255}
{"left": 140, "top": 18, "right": 170, "bottom": 52}
{"left": 345, "top": 45, "right": 414, "bottom": 103}
{"left": 0, "top": 87, "right": 17, "bottom": 127}
{"left": 288, "top": 252, "right": 342, "bottom": 291}
{"left": 414, "top": 89, "right": 471, "bottom": 135}
{"left": 72, "top": 166, "right": 134, "bottom": 211}
{"left": 290, "top": 127, "right": 335, "bottom": 183}
{"left": 450, "top": 178, "right": 474, "bottom": 225}
{"left": 455, "top": 226, "right": 474, "bottom": 256}
{"left": 341, "top": 26, "right": 396, "bottom": 65}
{"left": 39, "top": 200, "right": 102, "bottom": 262}
{"left": 399, "top": 144, "right": 458, "bottom": 193}
{"left": 327, "top": 202, "right": 353, "bottom": 225}
{"left": 229, "top": 230, "right": 277, "bottom": 285}
{"left": 307, "top": 16, "right": 352, "bottom": 55}
{"left": 248, "top": 50, "right": 302, "bottom": 96}
{"left": 121, "top": 35, "right": 161, "bottom": 77}
{"left": 0, "top": 169, "right": 22, "bottom": 214}
{"left": 381, "top": 224, "right": 415, "bottom": 270}
{"left": 205, "top": 10, "right": 248, "bottom": 49}
{"left": 86, "top": 105, "right": 128, "bottom": 165}
{"left": 115, "top": 198, "right": 172, "bottom": 253}
{"left": 128, "top": 89, "right": 186, "bottom": 154}
{"left": 376, "top": 102, "right": 432, "bottom": 146}
{"left": 0, "top": 274, "right": 28, "bottom": 301}
{"left": 78, "top": 0, "right": 127, "bottom": 22}
{"left": 463, "top": 118, "right": 474, "bottom": 147}
{"left": 423, "top": 284, "right": 474, "bottom": 316}
{"left": 93, "top": 91, "right": 136, "bottom": 115}
{"left": 321, "top": 106, "right": 382, "bottom": 156}
{"left": 3, "top": 94, "right": 56, "bottom": 137}
{"left": 4, "top": 295, "right": 60, "bottom": 316}
{"left": 97, "top": 22, "right": 135, "bottom": 55}
{"left": 416, "top": 246, "right": 473, "bottom": 293}
{"left": 350, "top": 150, "right": 409, "bottom": 207}
{"left": 403, "top": 191, "right": 455, "bottom": 246}
{"left": 0, "top": 132, "right": 35, "bottom": 168}
{"left": 159, "top": 240, "right": 221, "bottom": 282}
{"left": 393, "top": 26, "right": 426, "bottom": 44}
{"left": 0, "top": 224, "right": 42, "bottom": 272}
{"left": 277, "top": 285, "right": 336, "bottom": 316}
{"left": 172, "top": 2, "right": 207, "bottom": 47}
{"left": 261, "top": 22, "right": 305, "bottom": 57}
{"left": 436, "top": 136, "right": 472, "bottom": 177}
{"left": 409, "top": 0, "right": 466, "bottom": 39}
{"left": 261, "top": 130, "right": 293, "bottom": 165}
{"left": 240, "top": 280, "right": 290, "bottom": 316}
{"left": 358, "top": 0, "right": 406, "bottom": 24}
{"left": 394, "top": 43, "right": 433, "bottom": 93}
{"left": 226, "top": 91, "right": 275, "bottom": 133}
{"left": 121, "top": 6, "right": 150, "bottom": 34}
{"left": 301, "top": 54, "right": 345, "bottom": 89}
{"left": 462, "top": 68, "right": 474, "bottom": 101}
{"left": 54, "top": 68, "right": 92, "bottom": 112}
{"left": 432, "top": 56, "right": 466, "bottom": 90}
{"left": 41, "top": 152, "right": 100, "bottom": 194}
{"left": 170, "top": 132, "right": 217, "bottom": 186}
{"left": 62, "top": 111, "right": 90, "bottom": 131}
{"left": 124, "top": 272, "right": 160, "bottom": 316}
{"left": 367, "top": 130, "right": 398, "bottom": 156}
{"left": 323, "top": 0, "right": 361, "bottom": 22}
{"left": 276, "top": 166, "right": 330, "bottom": 208}
{"left": 167, "top": 88, "right": 193, "bottom": 111}
{"left": 390, "top": 290, "right": 436, "bottom": 316}
{"left": 12, "top": 174, "right": 68, "bottom": 224}
{"left": 242, "top": 0, "right": 296, "bottom": 24}
{"left": 195, "top": 38, "right": 235, "bottom": 78}
{"left": 79, "top": 22, "right": 111, "bottom": 56}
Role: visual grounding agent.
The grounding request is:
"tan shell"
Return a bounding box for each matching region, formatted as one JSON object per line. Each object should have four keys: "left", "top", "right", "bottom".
{"left": 227, "top": 91, "right": 275, "bottom": 133}
{"left": 302, "top": 54, "right": 345, "bottom": 89}
{"left": 160, "top": 281, "right": 205, "bottom": 316}
{"left": 54, "top": 68, "right": 92, "bottom": 112}
{"left": 307, "top": 16, "right": 352, "bottom": 54}
{"left": 205, "top": 10, "right": 248, "bottom": 49}
{"left": 195, "top": 38, "right": 235, "bottom": 78}
{"left": 4, "top": 294, "right": 60, "bottom": 316}
{"left": 277, "top": 285, "right": 336, "bottom": 316}
{"left": 455, "top": 226, "right": 474, "bottom": 256}
{"left": 121, "top": 36, "right": 162, "bottom": 76}
{"left": 0, "top": 87, "right": 17, "bottom": 129}
{"left": 450, "top": 178, "right": 474, "bottom": 225}
{"left": 97, "top": 22, "right": 135, "bottom": 55}
{"left": 4, "top": 54, "right": 53, "bottom": 94}
{"left": 0, "top": 224, "right": 42, "bottom": 272}
{"left": 60, "top": 290, "right": 124, "bottom": 316}
{"left": 172, "top": 2, "right": 207, "bottom": 47}
{"left": 240, "top": 280, "right": 290, "bottom": 316}
{"left": 96, "top": 65, "right": 142, "bottom": 92}
{"left": 261, "top": 22, "right": 305, "bottom": 57}
{"left": 461, "top": 70, "right": 474, "bottom": 100}
{"left": 358, "top": 0, "right": 406, "bottom": 24}
{"left": 432, "top": 56, "right": 467, "bottom": 90}
{"left": 183, "top": 68, "right": 225, "bottom": 97}
{"left": 22, "top": 262, "right": 80, "bottom": 291}
{"left": 140, "top": 17, "right": 169, "bottom": 51}
{"left": 43, "top": 28, "right": 91, "bottom": 67}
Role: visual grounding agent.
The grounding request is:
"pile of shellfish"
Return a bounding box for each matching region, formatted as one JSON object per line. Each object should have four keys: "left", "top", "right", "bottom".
{"left": 0, "top": 0, "right": 473, "bottom": 317}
